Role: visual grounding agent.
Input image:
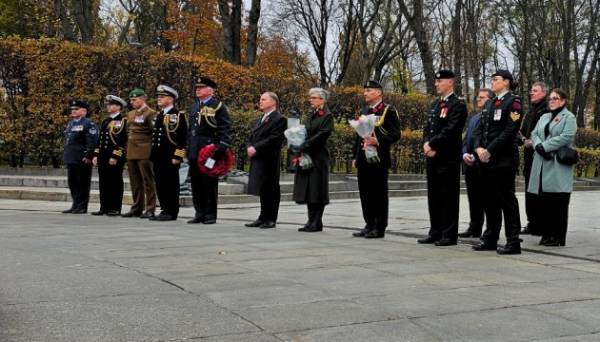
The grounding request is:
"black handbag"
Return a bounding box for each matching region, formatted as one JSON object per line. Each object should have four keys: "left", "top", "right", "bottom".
{"left": 556, "top": 146, "right": 578, "bottom": 165}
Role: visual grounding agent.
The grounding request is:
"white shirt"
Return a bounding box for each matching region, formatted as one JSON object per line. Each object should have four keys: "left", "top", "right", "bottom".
{"left": 442, "top": 92, "right": 454, "bottom": 101}
{"left": 496, "top": 91, "right": 509, "bottom": 100}
{"left": 110, "top": 112, "right": 120, "bottom": 119}
{"left": 370, "top": 100, "right": 383, "bottom": 109}
{"left": 161, "top": 106, "right": 173, "bottom": 114}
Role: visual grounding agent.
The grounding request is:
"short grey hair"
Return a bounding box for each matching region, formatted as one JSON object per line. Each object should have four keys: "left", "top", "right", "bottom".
{"left": 263, "top": 92, "right": 279, "bottom": 106}
{"left": 309, "top": 87, "right": 330, "bottom": 101}
{"left": 478, "top": 88, "right": 494, "bottom": 100}
{"left": 531, "top": 82, "right": 548, "bottom": 94}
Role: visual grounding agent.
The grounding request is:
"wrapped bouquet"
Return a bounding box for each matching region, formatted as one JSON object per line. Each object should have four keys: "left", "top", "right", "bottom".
{"left": 349, "top": 114, "right": 380, "bottom": 163}
{"left": 284, "top": 125, "right": 313, "bottom": 170}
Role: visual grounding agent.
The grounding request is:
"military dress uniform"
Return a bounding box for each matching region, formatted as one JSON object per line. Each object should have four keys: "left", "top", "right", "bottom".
{"left": 187, "top": 77, "right": 232, "bottom": 224}
{"left": 419, "top": 81, "right": 468, "bottom": 246}
{"left": 123, "top": 89, "right": 158, "bottom": 218}
{"left": 63, "top": 100, "right": 99, "bottom": 213}
{"left": 352, "top": 81, "right": 401, "bottom": 238}
{"left": 473, "top": 74, "right": 523, "bottom": 254}
{"left": 150, "top": 86, "right": 188, "bottom": 221}
{"left": 93, "top": 96, "right": 128, "bottom": 216}
{"left": 520, "top": 99, "right": 548, "bottom": 235}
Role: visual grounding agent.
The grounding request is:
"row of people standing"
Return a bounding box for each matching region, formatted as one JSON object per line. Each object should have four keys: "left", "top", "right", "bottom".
{"left": 62, "top": 79, "right": 221, "bottom": 223}
{"left": 458, "top": 81, "right": 577, "bottom": 250}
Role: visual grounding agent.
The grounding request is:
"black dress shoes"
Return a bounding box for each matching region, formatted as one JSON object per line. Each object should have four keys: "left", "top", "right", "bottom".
{"left": 71, "top": 209, "right": 87, "bottom": 214}
{"left": 538, "top": 236, "right": 551, "bottom": 245}
{"left": 154, "top": 214, "right": 176, "bottom": 221}
{"left": 364, "top": 230, "right": 385, "bottom": 239}
{"left": 352, "top": 231, "right": 366, "bottom": 237}
{"left": 140, "top": 211, "right": 155, "bottom": 219}
{"left": 302, "top": 224, "right": 322, "bottom": 232}
{"left": 458, "top": 229, "right": 481, "bottom": 238}
{"left": 260, "top": 221, "right": 276, "bottom": 229}
{"left": 497, "top": 244, "right": 521, "bottom": 255}
{"left": 62, "top": 208, "right": 74, "bottom": 214}
{"left": 417, "top": 236, "right": 438, "bottom": 244}
{"left": 435, "top": 238, "right": 457, "bottom": 246}
{"left": 541, "top": 237, "right": 565, "bottom": 247}
{"left": 122, "top": 211, "right": 142, "bottom": 218}
{"left": 521, "top": 224, "right": 540, "bottom": 236}
{"left": 472, "top": 243, "right": 498, "bottom": 251}
{"left": 202, "top": 218, "right": 217, "bottom": 224}
{"left": 187, "top": 217, "right": 203, "bottom": 224}
{"left": 106, "top": 211, "right": 121, "bottom": 217}
{"left": 91, "top": 211, "right": 105, "bottom": 216}
{"left": 245, "top": 220, "right": 263, "bottom": 227}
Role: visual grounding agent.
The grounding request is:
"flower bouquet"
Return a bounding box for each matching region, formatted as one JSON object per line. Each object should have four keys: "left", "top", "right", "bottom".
{"left": 284, "top": 125, "right": 313, "bottom": 170}
{"left": 349, "top": 114, "right": 380, "bottom": 163}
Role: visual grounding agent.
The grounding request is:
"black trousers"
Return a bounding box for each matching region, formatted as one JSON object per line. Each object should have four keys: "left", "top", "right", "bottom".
{"left": 67, "top": 163, "right": 92, "bottom": 211}
{"left": 523, "top": 148, "right": 541, "bottom": 231}
{"left": 464, "top": 165, "right": 484, "bottom": 233}
{"left": 259, "top": 178, "right": 280, "bottom": 222}
{"left": 97, "top": 157, "right": 124, "bottom": 213}
{"left": 538, "top": 192, "right": 571, "bottom": 242}
{"left": 426, "top": 162, "right": 460, "bottom": 241}
{"left": 189, "top": 159, "right": 218, "bottom": 220}
{"left": 357, "top": 162, "right": 389, "bottom": 232}
{"left": 480, "top": 166, "right": 521, "bottom": 246}
{"left": 153, "top": 159, "right": 181, "bottom": 218}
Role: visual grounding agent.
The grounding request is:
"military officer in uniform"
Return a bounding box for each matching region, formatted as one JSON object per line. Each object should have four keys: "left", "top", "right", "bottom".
{"left": 519, "top": 82, "right": 548, "bottom": 235}
{"left": 91, "top": 95, "right": 128, "bottom": 216}
{"left": 351, "top": 80, "right": 401, "bottom": 239}
{"left": 418, "top": 70, "right": 468, "bottom": 246}
{"left": 122, "top": 88, "right": 158, "bottom": 219}
{"left": 150, "top": 85, "right": 188, "bottom": 221}
{"left": 473, "top": 70, "right": 524, "bottom": 255}
{"left": 62, "top": 100, "right": 99, "bottom": 214}
{"left": 187, "top": 77, "right": 233, "bottom": 224}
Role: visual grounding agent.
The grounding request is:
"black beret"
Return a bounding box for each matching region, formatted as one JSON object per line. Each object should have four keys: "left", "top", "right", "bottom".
{"left": 435, "top": 70, "right": 455, "bottom": 79}
{"left": 69, "top": 99, "right": 89, "bottom": 110}
{"left": 363, "top": 80, "right": 383, "bottom": 89}
{"left": 195, "top": 76, "right": 217, "bottom": 89}
{"left": 491, "top": 69, "right": 513, "bottom": 81}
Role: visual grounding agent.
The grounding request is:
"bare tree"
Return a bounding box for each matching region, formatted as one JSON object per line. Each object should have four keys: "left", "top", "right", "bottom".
{"left": 218, "top": 0, "right": 242, "bottom": 64}
{"left": 246, "top": 0, "right": 261, "bottom": 66}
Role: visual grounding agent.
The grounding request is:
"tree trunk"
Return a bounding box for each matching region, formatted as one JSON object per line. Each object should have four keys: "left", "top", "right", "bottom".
{"left": 70, "top": 0, "right": 96, "bottom": 43}
{"left": 451, "top": 0, "right": 463, "bottom": 96}
{"left": 218, "top": 0, "right": 242, "bottom": 64}
{"left": 246, "top": 0, "right": 261, "bottom": 66}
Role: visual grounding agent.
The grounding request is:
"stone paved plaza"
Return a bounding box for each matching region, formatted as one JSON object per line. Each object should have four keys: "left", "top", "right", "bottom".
{"left": 1, "top": 192, "right": 600, "bottom": 341}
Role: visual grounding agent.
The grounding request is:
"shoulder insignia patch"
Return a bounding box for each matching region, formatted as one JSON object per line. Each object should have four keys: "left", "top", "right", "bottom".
{"left": 510, "top": 112, "right": 521, "bottom": 122}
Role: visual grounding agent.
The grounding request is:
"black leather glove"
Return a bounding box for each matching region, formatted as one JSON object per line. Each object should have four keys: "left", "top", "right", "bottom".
{"left": 213, "top": 146, "right": 227, "bottom": 159}
{"left": 535, "top": 144, "right": 553, "bottom": 160}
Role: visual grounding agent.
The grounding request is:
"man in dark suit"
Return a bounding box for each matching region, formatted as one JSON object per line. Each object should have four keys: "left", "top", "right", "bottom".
{"left": 351, "top": 80, "right": 401, "bottom": 239}
{"left": 62, "top": 100, "right": 99, "bottom": 214}
{"left": 519, "top": 82, "right": 548, "bottom": 235}
{"left": 245, "top": 92, "right": 287, "bottom": 229}
{"left": 418, "top": 70, "right": 468, "bottom": 246}
{"left": 92, "top": 95, "right": 128, "bottom": 216}
{"left": 187, "top": 77, "right": 232, "bottom": 224}
{"left": 150, "top": 85, "right": 188, "bottom": 221}
{"left": 458, "top": 89, "right": 493, "bottom": 238}
{"left": 473, "top": 69, "right": 524, "bottom": 255}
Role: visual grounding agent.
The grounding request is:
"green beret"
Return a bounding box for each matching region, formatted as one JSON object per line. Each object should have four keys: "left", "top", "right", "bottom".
{"left": 129, "top": 88, "right": 146, "bottom": 98}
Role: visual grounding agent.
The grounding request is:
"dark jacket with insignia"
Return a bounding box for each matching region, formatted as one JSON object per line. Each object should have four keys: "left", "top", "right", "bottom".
{"left": 188, "top": 97, "right": 232, "bottom": 160}
{"left": 94, "top": 113, "right": 127, "bottom": 162}
{"left": 151, "top": 107, "right": 189, "bottom": 162}
{"left": 424, "top": 93, "right": 468, "bottom": 167}
{"left": 293, "top": 107, "right": 334, "bottom": 204}
{"left": 473, "top": 92, "right": 523, "bottom": 169}
{"left": 352, "top": 102, "right": 401, "bottom": 168}
{"left": 126, "top": 106, "right": 157, "bottom": 160}
{"left": 64, "top": 117, "right": 99, "bottom": 165}
{"left": 246, "top": 111, "right": 287, "bottom": 196}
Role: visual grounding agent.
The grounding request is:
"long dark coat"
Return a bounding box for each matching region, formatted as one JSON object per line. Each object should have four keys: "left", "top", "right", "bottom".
{"left": 293, "top": 107, "right": 334, "bottom": 204}
{"left": 247, "top": 111, "right": 287, "bottom": 195}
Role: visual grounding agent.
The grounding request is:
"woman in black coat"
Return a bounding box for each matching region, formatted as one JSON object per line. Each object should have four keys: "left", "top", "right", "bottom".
{"left": 293, "top": 88, "right": 335, "bottom": 232}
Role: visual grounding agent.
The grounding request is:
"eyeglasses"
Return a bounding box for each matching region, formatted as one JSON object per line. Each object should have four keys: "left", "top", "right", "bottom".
{"left": 309, "top": 96, "right": 321, "bottom": 100}
{"left": 548, "top": 97, "right": 562, "bottom": 101}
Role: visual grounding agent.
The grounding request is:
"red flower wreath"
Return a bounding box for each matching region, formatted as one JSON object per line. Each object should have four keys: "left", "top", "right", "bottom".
{"left": 197, "top": 144, "right": 234, "bottom": 178}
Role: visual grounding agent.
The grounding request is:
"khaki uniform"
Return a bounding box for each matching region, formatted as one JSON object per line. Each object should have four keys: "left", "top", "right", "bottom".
{"left": 126, "top": 105, "right": 158, "bottom": 214}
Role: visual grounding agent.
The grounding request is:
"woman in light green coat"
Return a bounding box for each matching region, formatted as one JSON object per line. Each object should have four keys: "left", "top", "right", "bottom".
{"left": 527, "top": 88, "right": 577, "bottom": 246}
